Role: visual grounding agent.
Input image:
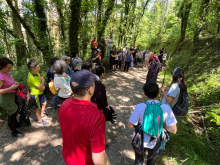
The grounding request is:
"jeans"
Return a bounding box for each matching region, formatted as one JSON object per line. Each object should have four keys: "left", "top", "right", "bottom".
{"left": 53, "top": 94, "right": 58, "bottom": 109}
{"left": 135, "top": 148, "right": 157, "bottom": 165}
{"left": 107, "top": 46, "right": 112, "bottom": 58}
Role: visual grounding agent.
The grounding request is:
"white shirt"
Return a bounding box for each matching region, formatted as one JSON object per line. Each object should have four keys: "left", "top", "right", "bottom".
{"left": 136, "top": 52, "right": 143, "bottom": 59}
{"left": 123, "top": 47, "right": 127, "bottom": 54}
{"left": 162, "top": 83, "right": 180, "bottom": 108}
{"left": 107, "top": 39, "right": 113, "bottom": 47}
{"left": 145, "top": 53, "right": 151, "bottom": 61}
{"left": 54, "top": 73, "right": 72, "bottom": 98}
{"left": 129, "top": 100, "right": 177, "bottom": 149}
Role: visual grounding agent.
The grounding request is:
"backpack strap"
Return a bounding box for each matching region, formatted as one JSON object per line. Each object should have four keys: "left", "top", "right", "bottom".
{"left": 156, "top": 102, "right": 162, "bottom": 106}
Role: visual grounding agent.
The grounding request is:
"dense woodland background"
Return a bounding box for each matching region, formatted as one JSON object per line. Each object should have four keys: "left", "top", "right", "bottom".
{"left": 0, "top": 0, "right": 220, "bottom": 164}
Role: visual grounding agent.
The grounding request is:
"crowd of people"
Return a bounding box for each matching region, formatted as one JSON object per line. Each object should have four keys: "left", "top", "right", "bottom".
{"left": 90, "top": 35, "right": 168, "bottom": 84}
{"left": 0, "top": 36, "right": 187, "bottom": 164}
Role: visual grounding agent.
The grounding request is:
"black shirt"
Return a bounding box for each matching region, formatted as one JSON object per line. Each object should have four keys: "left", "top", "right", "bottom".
{"left": 91, "top": 53, "right": 99, "bottom": 64}
{"left": 91, "top": 81, "right": 108, "bottom": 110}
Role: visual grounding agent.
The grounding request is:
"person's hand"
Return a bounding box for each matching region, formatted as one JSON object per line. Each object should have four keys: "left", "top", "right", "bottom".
{"left": 14, "top": 82, "right": 19, "bottom": 85}
{"left": 160, "top": 86, "right": 165, "bottom": 93}
{"left": 10, "top": 84, "right": 19, "bottom": 90}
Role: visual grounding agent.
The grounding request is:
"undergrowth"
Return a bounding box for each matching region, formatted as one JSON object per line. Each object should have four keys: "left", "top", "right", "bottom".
{"left": 157, "top": 37, "right": 220, "bottom": 164}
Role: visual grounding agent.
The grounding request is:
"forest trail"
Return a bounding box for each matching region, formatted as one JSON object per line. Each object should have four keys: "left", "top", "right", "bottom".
{"left": 0, "top": 67, "right": 169, "bottom": 165}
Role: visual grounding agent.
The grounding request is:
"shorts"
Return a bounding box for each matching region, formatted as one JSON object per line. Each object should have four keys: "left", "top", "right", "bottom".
{"left": 137, "top": 58, "right": 142, "bottom": 63}
{"left": 30, "top": 94, "right": 47, "bottom": 109}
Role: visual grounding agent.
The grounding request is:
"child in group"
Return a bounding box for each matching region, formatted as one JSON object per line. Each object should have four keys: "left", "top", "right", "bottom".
{"left": 127, "top": 81, "right": 177, "bottom": 165}
{"left": 136, "top": 49, "right": 143, "bottom": 68}
{"left": 146, "top": 56, "right": 159, "bottom": 83}
{"left": 27, "top": 61, "right": 49, "bottom": 126}
{"left": 144, "top": 50, "right": 151, "bottom": 68}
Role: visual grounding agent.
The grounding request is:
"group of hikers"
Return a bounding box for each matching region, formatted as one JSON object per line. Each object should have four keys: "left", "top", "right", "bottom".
{"left": 91, "top": 35, "right": 167, "bottom": 83}
{"left": 0, "top": 36, "right": 188, "bottom": 164}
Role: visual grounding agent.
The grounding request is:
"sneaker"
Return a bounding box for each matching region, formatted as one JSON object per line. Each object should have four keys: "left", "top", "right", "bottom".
{"left": 36, "top": 120, "right": 49, "bottom": 126}
{"left": 12, "top": 130, "right": 25, "bottom": 138}
{"left": 41, "top": 114, "right": 47, "bottom": 119}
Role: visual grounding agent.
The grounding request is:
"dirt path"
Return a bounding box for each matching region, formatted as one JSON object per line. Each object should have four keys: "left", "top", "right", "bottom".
{"left": 0, "top": 67, "right": 164, "bottom": 165}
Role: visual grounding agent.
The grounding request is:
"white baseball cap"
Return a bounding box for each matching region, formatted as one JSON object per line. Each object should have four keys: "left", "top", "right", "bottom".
{"left": 61, "top": 55, "right": 71, "bottom": 61}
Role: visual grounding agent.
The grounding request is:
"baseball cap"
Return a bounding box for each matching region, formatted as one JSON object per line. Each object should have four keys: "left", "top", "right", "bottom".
{"left": 97, "top": 49, "right": 101, "bottom": 52}
{"left": 61, "top": 55, "right": 71, "bottom": 61}
{"left": 94, "top": 36, "right": 96, "bottom": 38}
{"left": 125, "top": 43, "right": 127, "bottom": 46}
{"left": 130, "top": 44, "right": 132, "bottom": 46}
{"left": 70, "top": 69, "right": 99, "bottom": 89}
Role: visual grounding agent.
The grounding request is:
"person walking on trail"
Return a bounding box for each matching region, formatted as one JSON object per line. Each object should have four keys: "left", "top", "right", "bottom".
{"left": 0, "top": 57, "right": 24, "bottom": 137}
{"left": 61, "top": 55, "right": 73, "bottom": 77}
{"left": 144, "top": 50, "right": 151, "bottom": 68}
{"left": 47, "top": 57, "right": 59, "bottom": 110}
{"left": 124, "top": 48, "right": 132, "bottom": 72}
{"left": 136, "top": 49, "right": 143, "bottom": 68}
{"left": 158, "top": 47, "right": 164, "bottom": 63}
{"left": 52, "top": 60, "right": 72, "bottom": 105}
{"left": 58, "top": 69, "right": 111, "bottom": 165}
{"left": 118, "top": 47, "right": 124, "bottom": 70}
{"left": 146, "top": 56, "right": 160, "bottom": 83}
{"left": 91, "top": 36, "right": 98, "bottom": 53}
{"left": 100, "top": 36, "right": 107, "bottom": 58}
{"left": 110, "top": 45, "right": 119, "bottom": 72}
{"left": 27, "top": 61, "right": 49, "bottom": 126}
{"left": 161, "top": 67, "right": 187, "bottom": 108}
{"left": 107, "top": 35, "right": 113, "bottom": 57}
{"left": 128, "top": 81, "right": 177, "bottom": 165}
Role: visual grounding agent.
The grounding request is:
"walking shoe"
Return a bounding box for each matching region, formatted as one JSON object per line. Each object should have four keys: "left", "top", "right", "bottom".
{"left": 41, "top": 114, "right": 47, "bottom": 119}
{"left": 36, "top": 120, "right": 49, "bottom": 126}
{"left": 12, "top": 130, "right": 25, "bottom": 138}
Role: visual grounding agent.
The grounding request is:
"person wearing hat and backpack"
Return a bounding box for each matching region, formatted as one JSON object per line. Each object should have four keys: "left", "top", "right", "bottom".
{"left": 58, "top": 69, "right": 111, "bottom": 165}
{"left": 61, "top": 55, "right": 73, "bottom": 77}
{"left": 127, "top": 81, "right": 177, "bottom": 165}
{"left": 161, "top": 67, "right": 187, "bottom": 109}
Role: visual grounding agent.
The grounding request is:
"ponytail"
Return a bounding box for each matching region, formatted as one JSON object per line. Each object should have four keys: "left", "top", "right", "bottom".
{"left": 170, "top": 67, "right": 187, "bottom": 92}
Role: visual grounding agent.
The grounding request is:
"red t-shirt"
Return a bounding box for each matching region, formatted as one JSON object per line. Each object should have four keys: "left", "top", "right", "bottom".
{"left": 58, "top": 98, "right": 106, "bottom": 165}
{"left": 91, "top": 40, "right": 98, "bottom": 48}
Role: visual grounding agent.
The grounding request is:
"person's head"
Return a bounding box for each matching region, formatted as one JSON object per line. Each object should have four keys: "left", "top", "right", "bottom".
{"left": 146, "top": 47, "right": 148, "bottom": 50}
{"left": 101, "top": 36, "right": 104, "bottom": 40}
{"left": 50, "top": 57, "right": 59, "bottom": 66}
{"left": 112, "top": 45, "right": 116, "bottom": 51}
{"left": 95, "top": 65, "right": 105, "bottom": 79}
{"left": 163, "top": 50, "right": 166, "bottom": 53}
{"left": 93, "top": 36, "right": 96, "bottom": 41}
{"left": 51, "top": 60, "right": 66, "bottom": 75}
{"left": 130, "top": 44, "right": 132, "bottom": 48}
{"left": 81, "top": 57, "right": 85, "bottom": 63}
{"left": 172, "top": 67, "right": 187, "bottom": 92}
{"left": 110, "top": 35, "right": 112, "bottom": 39}
{"left": 27, "top": 61, "right": 40, "bottom": 73}
{"left": 154, "top": 52, "right": 156, "bottom": 54}
{"left": 61, "top": 55, "right": 71, "bottom": 64}
{"left": 97, "top": 49, "right": 101, "bottom": 54}
{"left": 82, "top": 62, "right": 92, "bottom": 71}
{"left": 152, "top": 57, "right": 156, "bottom": 63}
{"left": 0, "top": 57, "right": 13, "bottom": 73}
{"left": 137, "top": 46, "right": 139, "bottom": 49}
{"left": 139, "top": 49, "right": 142, "bottom": 52}
{"left": 120, "top": 47, "right": 123, "bottom": 51}
{"left": 70, "top": 69, "right": 99, "bottom": 99}
{"left": 72, "top": 52, "right": 79, "bottom": 58}
{"left": 143, "top": 81, "right": 159, "bottom": 99}
{"left": 124, "top": 43, "right": 127, "bottom": 47}
{"left": 93, "top": 48, "right": 97, "bottom": 54}
{"left": 146, "top": 50, "right": 149, "bottom": 53}
{"left": 162, "top": 47, "right": 164, "bottom": 50}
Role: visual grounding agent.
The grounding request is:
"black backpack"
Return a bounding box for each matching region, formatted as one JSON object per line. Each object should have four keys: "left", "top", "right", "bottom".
{"left": 19, "top": 106, "right": 31, "bottom": 127}
{"left": 172, "top": 91, "right": 189, "bottom": 117}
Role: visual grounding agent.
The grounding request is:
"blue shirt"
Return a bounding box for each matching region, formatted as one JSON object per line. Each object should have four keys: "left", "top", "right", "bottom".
{"left": 48, "top": 66, "right": 55, "bottom": 80}
{"left": 65, "top": 66, "right": 73, "bottom": 77}
{"left": 126, "top": 53, "right": 131, "bottom": 62}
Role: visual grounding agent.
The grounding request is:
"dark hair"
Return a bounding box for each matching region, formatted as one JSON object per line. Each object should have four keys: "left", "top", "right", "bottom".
{"left": 0, "top": 57, "right": 13, "bottom": 70}
{"left": 95, "top": 66, "right": 105, "bottom": 77}
{"left": 171, "top": 68, "right": 187, "bottom": 92}
{"left": 27, "top": 61, "right": 39, "bottom": 70}
{"left": 143, "top": 81, "right": 159, "bottom": 99}
{"left": 82, "top": 62, "right": 92, "bottom": 70}
{"left": 154, "top": 52, "right": 156, "bottom": 54}
{"left": 51, "top": 60, "right": 66, "bottom": 75}
{"left": 71, "top": 88, "right": 88, "bottom": 97}
{"left": 50, "top": 57, "right": 59, "bottom": 66}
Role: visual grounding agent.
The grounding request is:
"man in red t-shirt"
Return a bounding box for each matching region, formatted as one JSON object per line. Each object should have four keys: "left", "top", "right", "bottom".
{"left": 91, "top": 36, "right": 98, "bottom": 51}
{"left": 58, "top": 70, "right": 111, "bottom": 165}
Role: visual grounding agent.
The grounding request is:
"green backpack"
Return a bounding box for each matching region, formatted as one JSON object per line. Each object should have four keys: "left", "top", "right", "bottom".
{"left": 142, "top": 102, "right": 164, "bottom": 138}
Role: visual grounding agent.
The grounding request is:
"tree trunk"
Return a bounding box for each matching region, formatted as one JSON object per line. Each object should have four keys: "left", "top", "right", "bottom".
{"left": 97, "top": 0, "right": 115, "bottom": 44}
{"left": 69, "top": 0, "right": 81, "bottom": 55}
{"left": 33, "top": 0, "right": 51, "bottom": 63}
{"left": 161, "top": 0, "right": 171, "bottom": 34}
{"left": 11, "top": 0, "right": 27, "bottom": 67}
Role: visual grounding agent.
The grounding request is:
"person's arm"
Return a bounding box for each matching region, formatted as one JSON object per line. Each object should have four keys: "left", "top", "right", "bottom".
{"left": 164, "top": 123, "right": 177, "bottom": 134}
{"left": 92, "top": 150, "right": 111, "bottom": 165}
{"left": 127, "top": 121, "right": 135, "bottom": 128}
{"left": 74, "top": 58, "right": 82, "bottom": 64}
{"left": 161, "top": 87, "right": 175, "bottom": 104}
{"left": 0, "top": 80, "right": 19, "bottom": 95}
{"left": 37, "top": 77, "right": 45, "bottom": 90}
